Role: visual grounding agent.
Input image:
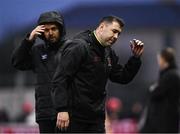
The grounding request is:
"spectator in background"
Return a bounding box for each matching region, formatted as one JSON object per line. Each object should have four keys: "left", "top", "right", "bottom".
{"left": 14, "top": 101, "right": 33, "bottom": 123}
{"left": 105, "top": 97, "right": 122, "bottom": 133}
{"left": 140, "top": 47, "right": 180, "bottom": 133}
{"left": 106, "top": 98, "right": 141, "bottom": 134}
{"left": 11, "top": 11, "right": 68, "bottom": 133}
{"left": 0, "top": 108, "right": 9, "bottom": 123}
{"left": 106, "top": 97, "right": 122, "bottom": 121}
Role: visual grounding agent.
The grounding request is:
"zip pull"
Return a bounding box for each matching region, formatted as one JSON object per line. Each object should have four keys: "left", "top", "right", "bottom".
{"left": 105, "top": 47, "right": 112, "bottom": 68}
{"left": 107, "top": 57, "right": 112, "bottom": 67}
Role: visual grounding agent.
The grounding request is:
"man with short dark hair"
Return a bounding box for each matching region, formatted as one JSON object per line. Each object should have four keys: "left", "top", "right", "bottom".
{"left": 12, "top": 11, "right": 67, "bottom": 133}
{"left": 140, "top": 48, "right": 180, "bottom": 133}
{"left": 52, "top": 15, "right": 144, "bottom": 133}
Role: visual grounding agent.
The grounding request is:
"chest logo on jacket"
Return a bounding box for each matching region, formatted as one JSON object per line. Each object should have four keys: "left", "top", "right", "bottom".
{"left": 41, "top": 54, "right": 48, "bottom": 61}
{"left": 93, "top": 56, "right": 101, "bottom": 63}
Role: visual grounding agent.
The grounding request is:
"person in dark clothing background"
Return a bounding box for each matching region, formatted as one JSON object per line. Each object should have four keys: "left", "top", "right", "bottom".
{"left": 11, "top": 11, "right": 67, "bottom": 133}
{"left": 51, "top": 15, "right": 144, "bottom": 133}
{"left": 140, "top": 47, "right": 180, "bottom": 133}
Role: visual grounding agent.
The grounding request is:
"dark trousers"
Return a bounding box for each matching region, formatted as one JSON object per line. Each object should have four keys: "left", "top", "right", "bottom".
{"left": 56, "top": 119, "right": 105, "bottom": 133}
{"left": 37, "top": 119, "right": 56, "bottom": 133}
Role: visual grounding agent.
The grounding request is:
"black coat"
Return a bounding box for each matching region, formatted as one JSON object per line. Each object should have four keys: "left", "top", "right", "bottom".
{"left": 11, "top": 11, "right": 67, "bottom": 122}
{"left": 52, "top": 30, "right": 142, "bottom": 123}
{"left": 141, "top": 66, "right": 180, "bottom": 133}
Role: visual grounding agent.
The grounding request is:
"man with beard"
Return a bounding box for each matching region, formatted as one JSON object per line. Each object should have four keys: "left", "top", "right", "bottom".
{"left": 12, "top": 11, "right": 67, "bottom": 133}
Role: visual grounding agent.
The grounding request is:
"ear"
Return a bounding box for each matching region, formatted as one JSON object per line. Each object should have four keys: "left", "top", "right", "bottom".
{"left": 98, "top": 23, "right": 106, "bottom": 34}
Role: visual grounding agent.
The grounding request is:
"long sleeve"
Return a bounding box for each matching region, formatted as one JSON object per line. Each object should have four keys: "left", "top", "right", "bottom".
{"left": 51, "top": 41, "right": 86, "bottom": 112}
{"left": 11, "top": 37, "right": 34, "bottom": 70}
{"left": 109, "top": 53, "right": 141, "bottom": 84}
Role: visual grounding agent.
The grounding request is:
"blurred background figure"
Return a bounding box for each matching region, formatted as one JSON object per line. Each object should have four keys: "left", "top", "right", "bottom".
{"left": 105, "top": 97, "right": 122, "bottom": 133}
{"left": 106, "top": 97, "right": 123, "bottom": 121}
{"left": 106, "top": 97, "right": 140, "bottom": 134}
{"left": 0, "top": 108, "right": 9, "bottom": 123}
{"left": 13, "top": 101, "right": 33, "bottom": 123}
{"left": 139, "top": 47, "right": 180, "bottom": 133}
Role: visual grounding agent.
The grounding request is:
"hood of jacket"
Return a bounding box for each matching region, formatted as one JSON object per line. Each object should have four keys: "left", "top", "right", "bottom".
{"left": 37, "top": 11, "right": 66, "bottom": 42}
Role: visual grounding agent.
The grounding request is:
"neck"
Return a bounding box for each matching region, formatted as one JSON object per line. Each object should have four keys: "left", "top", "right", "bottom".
{"left": 159, "top": 62, "right": 167, "bottom": 70}
{"left": 94, "top": 30, "right": 105, "bottom": 47}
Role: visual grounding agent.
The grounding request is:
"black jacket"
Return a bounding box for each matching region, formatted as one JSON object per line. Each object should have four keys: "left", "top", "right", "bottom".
{"left": 141, "top": 66, "right": 180, "bottom": 133}
{"left": 11, "top": 11, "right": 67, "bottom": 122}
{"left": 52, "top": 30, "right": 141, "bottom": 122}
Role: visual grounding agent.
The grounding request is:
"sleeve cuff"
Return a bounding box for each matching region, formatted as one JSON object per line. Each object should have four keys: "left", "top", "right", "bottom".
{"left": 131, "top": 56, "right": 141, "bottom": 60}
{"left": 21, "top": 34, "right": 35, "bottom": 48}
